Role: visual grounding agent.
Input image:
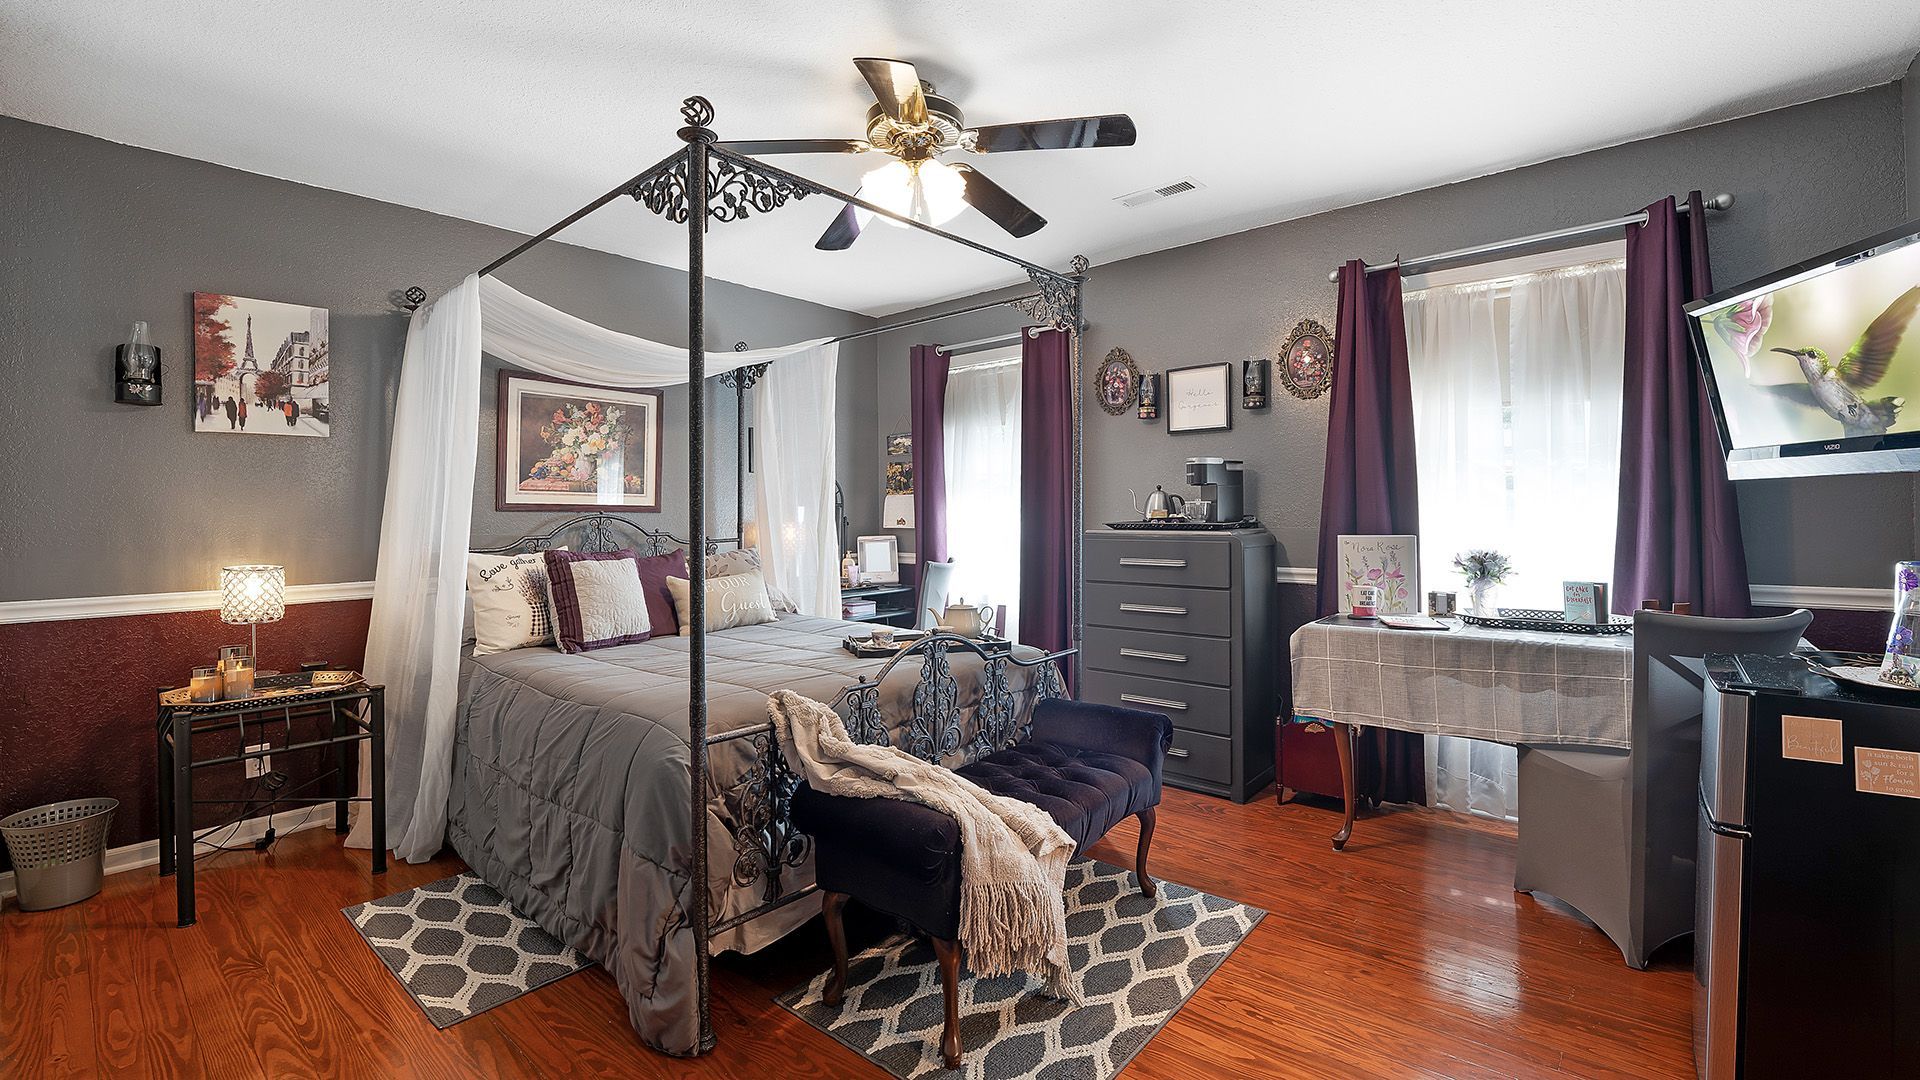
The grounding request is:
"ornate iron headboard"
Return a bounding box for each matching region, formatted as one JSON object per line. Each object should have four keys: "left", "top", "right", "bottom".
{"left": 472, "top": 512, "right": 740, "bottom": 558}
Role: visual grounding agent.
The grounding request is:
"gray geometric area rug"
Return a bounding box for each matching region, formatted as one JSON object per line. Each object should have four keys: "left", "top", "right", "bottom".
{"left": 342, "top": 873, "right": 592, "bottom": 1027}
{"left": 777, "top": 859, "right": 1265, "bottom": 1079}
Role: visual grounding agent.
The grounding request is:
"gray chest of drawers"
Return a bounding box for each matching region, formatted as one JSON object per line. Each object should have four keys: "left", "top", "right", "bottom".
{"left": 1081, "top": 528, "right": 1276, "bottom": 802}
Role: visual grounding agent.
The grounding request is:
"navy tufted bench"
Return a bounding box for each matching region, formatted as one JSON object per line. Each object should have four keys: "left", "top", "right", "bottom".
{"left": 790, "top": 697, "right": 1173, "bottom": 1068}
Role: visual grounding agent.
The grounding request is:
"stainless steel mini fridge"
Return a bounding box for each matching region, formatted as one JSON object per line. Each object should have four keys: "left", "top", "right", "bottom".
{"left": 1696, "top": 654, "right": 1920, "bottom": 1080}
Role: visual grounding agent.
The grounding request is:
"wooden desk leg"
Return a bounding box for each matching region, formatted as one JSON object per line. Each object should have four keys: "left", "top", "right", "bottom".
{"left": 1332, "top": 721, "right": 1357, "bottom": 851}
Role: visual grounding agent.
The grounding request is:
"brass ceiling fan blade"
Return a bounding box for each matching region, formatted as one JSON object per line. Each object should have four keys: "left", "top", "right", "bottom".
{"left": 953, "top": 164, "right": 1047, "bottom": 238}
{"left": 815, "top": 195, "right": 865, "bottom": 251}
{"left": 717, "top": 138, "right": 871, "bottom": 156}
{"left": 853, "top": 57, "right": 928, "bottom": 126}
{"left": 966, "top": 114, "right": 1137, "bottom": 153}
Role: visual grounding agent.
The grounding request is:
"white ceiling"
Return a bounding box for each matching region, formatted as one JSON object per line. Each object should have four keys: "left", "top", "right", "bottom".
{"left": 5, "top": 2, "right": 1918, "bottom": 316}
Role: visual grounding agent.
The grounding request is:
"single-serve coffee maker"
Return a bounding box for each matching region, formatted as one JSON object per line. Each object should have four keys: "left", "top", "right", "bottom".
{"left": 1184, "top": 457, "right": 1245, "bottom": 523}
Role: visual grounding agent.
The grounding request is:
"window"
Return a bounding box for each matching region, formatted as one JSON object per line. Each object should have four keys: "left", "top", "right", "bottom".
{"left": 1404, "top": 242, "right": 1628, "bottom": 822}
{"left": 1404, "top": 242, "right": 1627, "bottom": 609}
{"left": 942, "top": 345, "right": 1023, "bottom": 638}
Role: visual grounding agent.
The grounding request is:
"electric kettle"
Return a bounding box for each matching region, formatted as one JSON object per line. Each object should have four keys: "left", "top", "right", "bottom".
{"left": 1129, "top": 485, "right": 1185, "bottom": 520}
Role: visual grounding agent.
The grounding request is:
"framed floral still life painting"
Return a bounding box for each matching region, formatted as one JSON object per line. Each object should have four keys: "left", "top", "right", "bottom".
{"left": 1336, "top": 534, "right": 1420, "bottom": 616}
{"left": 497, "top": 373, "right": 663, "bottom": 512}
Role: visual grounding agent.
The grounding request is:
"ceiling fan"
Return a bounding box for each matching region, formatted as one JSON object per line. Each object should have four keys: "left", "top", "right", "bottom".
{"left": 718, "top": 57, "right": 1137, "bottom": 250}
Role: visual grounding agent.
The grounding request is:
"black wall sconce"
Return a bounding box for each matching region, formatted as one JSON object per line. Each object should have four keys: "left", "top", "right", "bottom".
{"left": 115, "top": 321, "right": 163, "bottom": 406}
{"left": 1241, "top": 356, "right": 1268, "bottom": 410}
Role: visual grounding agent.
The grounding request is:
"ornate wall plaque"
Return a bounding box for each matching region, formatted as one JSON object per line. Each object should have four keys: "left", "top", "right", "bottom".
{"left": 1278, "top": 318, "right": 1335, "bottom": 400}
{"left": 1094, "top": 347, "right": 1140, "bottom": 416}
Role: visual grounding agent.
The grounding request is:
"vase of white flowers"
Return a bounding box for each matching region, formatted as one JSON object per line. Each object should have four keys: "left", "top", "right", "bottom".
{"left": 1452, "top": 550, "right": 1514, "bottom": 618}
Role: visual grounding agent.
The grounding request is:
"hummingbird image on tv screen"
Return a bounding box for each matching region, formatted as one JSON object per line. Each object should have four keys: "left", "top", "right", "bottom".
{"left": 1764, "top": 285, "right": 1920, "bottom": 438}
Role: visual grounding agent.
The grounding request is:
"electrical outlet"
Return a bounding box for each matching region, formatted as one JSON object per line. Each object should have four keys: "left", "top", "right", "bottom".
{"left": 245, "top": 743, "right": 271, "bottom": 780}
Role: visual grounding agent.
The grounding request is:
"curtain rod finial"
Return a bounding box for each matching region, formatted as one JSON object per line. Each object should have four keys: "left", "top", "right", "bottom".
{"left": 394, "top": 286, "right": 428, "bottom": 311}
{"left": 1706, "top": 192, "right": 1735, "bottom": 211}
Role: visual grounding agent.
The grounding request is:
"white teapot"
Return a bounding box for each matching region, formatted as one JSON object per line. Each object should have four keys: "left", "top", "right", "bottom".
{"left": 934, "top": 596, "right": 995, "bottom": 638}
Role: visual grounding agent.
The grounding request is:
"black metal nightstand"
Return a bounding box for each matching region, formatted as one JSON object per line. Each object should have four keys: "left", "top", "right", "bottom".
{"left": 156, "top": 672, "right": 385, "bottom": 927}
{"left": 841, "top": 583, "right": 918, "bottom": 628}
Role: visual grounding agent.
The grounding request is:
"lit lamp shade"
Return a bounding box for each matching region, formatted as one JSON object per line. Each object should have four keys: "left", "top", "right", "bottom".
{"left": 741, "top": 520, "right": 760, "bottom": 550}
{"left": 221, "top": 564, "right": 286, "bottom": 626}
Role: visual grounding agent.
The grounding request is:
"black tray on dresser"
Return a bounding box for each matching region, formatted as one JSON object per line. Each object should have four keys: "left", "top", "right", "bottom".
{"left": 1103, "top": 518, "right": 1262, "bottom": 532}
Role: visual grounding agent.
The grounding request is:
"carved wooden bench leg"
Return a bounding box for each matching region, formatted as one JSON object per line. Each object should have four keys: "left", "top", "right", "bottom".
{"left": 1136, "top": 807, "right": 1158, "bottom": 898}
{"left": 931, "top": 936, "right": 964, "bottom": 1069}
{"left": 822, "top": 890, "right": 850, "bottom": 1007}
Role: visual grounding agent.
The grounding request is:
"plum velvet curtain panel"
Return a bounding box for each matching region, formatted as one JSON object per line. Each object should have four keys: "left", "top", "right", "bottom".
{"left": 910, "top": 344, "right": 951, "bottom": 566}
{"left": 1019, "top": 328, "right": 1074, "bottom": 656}
{"left": 1317, "top": 259, "right": 1425, "bottom": 805}
{"left": 1614, "top": 192, "right": 1752, "bottom": 617}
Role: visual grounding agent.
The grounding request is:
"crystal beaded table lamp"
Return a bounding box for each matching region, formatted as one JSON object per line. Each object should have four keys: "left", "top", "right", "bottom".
{"left": 221, "top": 564, "right": 286, "bottom": 660}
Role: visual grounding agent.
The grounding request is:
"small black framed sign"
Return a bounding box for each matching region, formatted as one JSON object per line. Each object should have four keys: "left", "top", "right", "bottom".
{"left": 1165, "top": 362, "right": 1234, "bottom": 434}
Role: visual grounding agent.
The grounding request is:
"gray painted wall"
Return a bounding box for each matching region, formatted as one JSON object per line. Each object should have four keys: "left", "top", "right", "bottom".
{"left": 868, "top": 86, "right": 1915, "bottom": 587}
{"left": 1908, "top": 55, "right": 1920, "bottom": 217}
{"left": 0, "top": 116, "right": 873, "bottom": 601}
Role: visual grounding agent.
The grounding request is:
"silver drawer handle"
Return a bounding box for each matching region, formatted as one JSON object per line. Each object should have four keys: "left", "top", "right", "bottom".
{"left": 1118, "top": 557, "right": 1187, "bottom": 568}
{"left": 1119, "top": 647, "right": 1188, "bottom": 664}
{"left": 1119, "top": 603, "right": 1188, "bottom": 616}
{"left": 1166, "top": 747, "right": 1191, "bottom": 759}
{"left": 1121, "top": 693, "right": 1189, "bottom": 711}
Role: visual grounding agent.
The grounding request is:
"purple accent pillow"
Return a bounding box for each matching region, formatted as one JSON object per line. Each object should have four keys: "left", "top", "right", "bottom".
{"left": 635, "top": 549, "right": 689, "bottom": 636}
{"left": 543, "top": 548, "right": 652, "bottom": 653}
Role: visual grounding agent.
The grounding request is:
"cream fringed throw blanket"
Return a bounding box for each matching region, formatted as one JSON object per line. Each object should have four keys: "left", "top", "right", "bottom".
{"left": 768, "top": 690, "right": 1080, "bottom": 1001}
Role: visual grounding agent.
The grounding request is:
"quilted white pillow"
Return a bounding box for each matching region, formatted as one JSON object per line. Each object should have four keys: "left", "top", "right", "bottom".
{"left": 707, "top": 548, "right": 799, "bottom": 613}
{"left": 666, "top": 571, "right": 778, "bottom": 635}
{"left": 466, "top": 550, "right": 560, "bottom": 656}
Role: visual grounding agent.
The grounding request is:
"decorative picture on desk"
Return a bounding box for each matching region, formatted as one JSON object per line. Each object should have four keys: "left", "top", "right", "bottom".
{"left": 496, "top": 372, "right": 663, "bottom": 512}
{"left": 192, "top": 293, "right": 331, "bottom": 437}
{"left": 1166, "top": 362, "right": 1234, "bottom": 433}
{"left": 1337, "top": 534, "right": 1420, "bottom": 615}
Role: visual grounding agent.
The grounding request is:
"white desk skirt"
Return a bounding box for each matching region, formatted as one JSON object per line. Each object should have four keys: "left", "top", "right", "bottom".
{"left": 1289, "top": 615, "right": 1633, "bottom": 750}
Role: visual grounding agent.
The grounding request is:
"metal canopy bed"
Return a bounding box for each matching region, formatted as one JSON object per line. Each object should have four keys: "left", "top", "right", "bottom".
{"left": 431, "top": 96, "right": 1089, "bottom": 1056}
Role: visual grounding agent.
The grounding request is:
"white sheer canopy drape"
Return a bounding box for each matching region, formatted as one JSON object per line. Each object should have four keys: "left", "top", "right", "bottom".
{"left": 942, "top": 357, "right": 1024, "bottom": 638}
{"left": 1404, "top": 260, "right": 1627, "bottom": 821}
{"left": 349, "top": 273, "right": 831, "bottom": 861}
{"left": 752, "top": 345, "right": 841, "bottom": 616}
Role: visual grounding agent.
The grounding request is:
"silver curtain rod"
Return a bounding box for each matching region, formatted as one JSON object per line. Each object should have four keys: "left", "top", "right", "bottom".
{"left": 938, "top": 329, "right": 1040, "bottom": 355}
{"left": 1326, "top": 192, "right": 1735, "bottom": 283}
{"left": 820, "top": 292, "right": 1043, "bottom": 346}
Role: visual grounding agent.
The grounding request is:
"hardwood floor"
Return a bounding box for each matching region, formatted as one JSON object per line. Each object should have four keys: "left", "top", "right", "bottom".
{"left": 0, "top": 789, "right": 1695, "bottom": 1079}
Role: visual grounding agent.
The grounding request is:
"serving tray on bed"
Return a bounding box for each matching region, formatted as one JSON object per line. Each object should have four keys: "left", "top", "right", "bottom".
{"left": 841, "top": 631, "right": 1015, "bottom": 658}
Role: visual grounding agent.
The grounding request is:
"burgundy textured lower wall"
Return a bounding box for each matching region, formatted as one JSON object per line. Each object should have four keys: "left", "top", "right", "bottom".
{"left": 0, "top": 600, "right": 370, "bottom": 870}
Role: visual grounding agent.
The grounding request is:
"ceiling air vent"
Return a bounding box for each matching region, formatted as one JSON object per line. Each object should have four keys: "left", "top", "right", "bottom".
{"left": 1116, "top": 177, "right": 1204, "bottom": 208}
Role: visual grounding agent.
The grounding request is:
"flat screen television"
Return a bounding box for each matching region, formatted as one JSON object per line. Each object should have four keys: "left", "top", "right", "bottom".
{"left": 1687, "top": 219, "right": 1920, "bottom": 479}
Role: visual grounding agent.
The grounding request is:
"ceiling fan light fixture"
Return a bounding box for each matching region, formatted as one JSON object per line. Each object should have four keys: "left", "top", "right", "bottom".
{"left": 861, "top": 158, "right": 966, "bottom": 228}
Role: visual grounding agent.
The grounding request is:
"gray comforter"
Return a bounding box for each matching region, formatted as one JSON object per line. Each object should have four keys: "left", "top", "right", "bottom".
{"left": 446, "top": 614, "right": 1050, "bottom": 1055}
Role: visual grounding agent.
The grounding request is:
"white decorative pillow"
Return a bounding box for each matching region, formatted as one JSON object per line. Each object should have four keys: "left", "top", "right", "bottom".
{"left": 466, "top": 550, "right": 560, "bottom": 656}
{"left": 708, "top": 548, "right": 799, "bottom": 613}
{"left": 666, "top": 571, "right": 779, "bottom": 635}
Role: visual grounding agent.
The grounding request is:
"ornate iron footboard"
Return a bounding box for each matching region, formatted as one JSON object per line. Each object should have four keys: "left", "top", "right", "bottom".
{"left": 706, "top": 633, "right": 1073, "bottom": 935}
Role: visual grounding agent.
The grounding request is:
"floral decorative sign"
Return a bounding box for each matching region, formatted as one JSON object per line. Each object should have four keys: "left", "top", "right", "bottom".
{"left": 1336, "top": 534, "right": 1420, "bottom": 616}
{"left": 497, "top": 373, "right": 662, "bottom": 512}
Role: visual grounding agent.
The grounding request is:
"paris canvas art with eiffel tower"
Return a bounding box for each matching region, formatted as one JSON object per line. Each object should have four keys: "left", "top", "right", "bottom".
{"left": 192, "top": 293, "right": 331, "bottom": 437}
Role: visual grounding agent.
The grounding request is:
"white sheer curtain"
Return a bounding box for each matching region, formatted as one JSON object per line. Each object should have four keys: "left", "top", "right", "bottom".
{"left": 1404, "top": 259, "right": 1627, "bottom": 821}
{"left": 942, "top": 357, "right": 1023, "bottom": 638}
{"left": 350, "top": 273, "right": 829, "bottom": 861}
{"left": 752, "top": 345, "right": 841, "bottom": 616}
{"left": 1507, "top": 263, "right": 1627, "bottom": 603}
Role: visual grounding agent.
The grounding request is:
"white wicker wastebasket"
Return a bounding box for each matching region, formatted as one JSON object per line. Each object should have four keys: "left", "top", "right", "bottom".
{"left": 1, "top": 798, "right": 118, "bottom": 911}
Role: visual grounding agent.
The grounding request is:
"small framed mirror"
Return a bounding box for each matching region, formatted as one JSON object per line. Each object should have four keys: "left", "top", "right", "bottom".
{"left": 855, "top": 534, "right": 901, "bottom": 584}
